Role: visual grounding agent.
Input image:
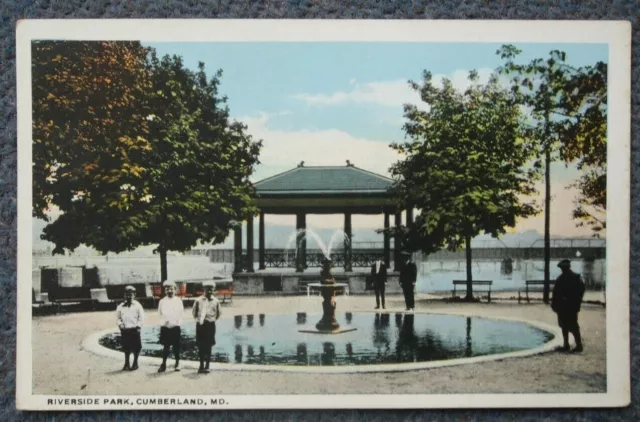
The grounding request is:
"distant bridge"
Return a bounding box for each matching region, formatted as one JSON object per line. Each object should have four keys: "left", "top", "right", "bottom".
{"left": 187, "top": 238, "right": 606, "bottom": 266}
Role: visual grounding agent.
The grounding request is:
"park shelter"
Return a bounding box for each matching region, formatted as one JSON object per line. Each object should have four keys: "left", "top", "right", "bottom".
{"left": 232, "top": 162, "right": 414, "bottom": 273}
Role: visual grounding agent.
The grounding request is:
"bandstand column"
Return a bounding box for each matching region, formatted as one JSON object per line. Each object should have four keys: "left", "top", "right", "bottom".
{"left": 246, "top": 217, "right": 254, "bottom": 272}
{"left": 383, "top": 212, "right": 390, "bottom": 268}
{"left": 406, "top": 205, "right": 414, "bottom": 226}
{"left": 258, "top": 211, "right": 265, "bottom": 270}
{"left": 233, "top": 224, "right": 243, "bottom": 273}
{"left": 296, "top": 213, "right": 306, "bottom": 272}
{"left": 344, "top": 213, "right": 352, "bottom": 272}
{"left": 394, "top": 212, "right": 401, "bottom": 271}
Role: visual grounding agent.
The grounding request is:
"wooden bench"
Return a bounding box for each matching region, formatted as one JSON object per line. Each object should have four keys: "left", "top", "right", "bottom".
{"left": 452, "top": 280, "right": 493, "bottom": 303}
{"left": 216, "top": 281, "right": 233, "bottom": 303}
{"left": 519, "top": 280, "right": 555, "bottom": 304}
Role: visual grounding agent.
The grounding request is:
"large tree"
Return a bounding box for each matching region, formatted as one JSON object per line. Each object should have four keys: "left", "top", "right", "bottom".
{"left": 33, "top": 42, "right": 262, "bottom": 281}
{"left": 560, "top": 61, "right": 607, "bottom": 235}
{"left": 141, "top": 53, "right": 261, "bottom": 280}
{"left": 497, "top": 45, "right": 607, "bottom": 302}
{"left": 391, "top": 70, "right": 538, "bottom": 300}
{"left": 32, "top": 41, "right": 154, "bottom": 248}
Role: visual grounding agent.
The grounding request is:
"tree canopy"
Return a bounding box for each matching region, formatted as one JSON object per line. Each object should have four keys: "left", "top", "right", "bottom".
{"left": 32, "top": 41, "right": 262, "bottom": 280}
{"left": 497, "top": 45, "right": 607, "bottom": 235}
{"left": 497, "top": 45, "right": 607, "bottom": 301}
{"left": 391, "top": 70, "right": 539, "bottom": 299}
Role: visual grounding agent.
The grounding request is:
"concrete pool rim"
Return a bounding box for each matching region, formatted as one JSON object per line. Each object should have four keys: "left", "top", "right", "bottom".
{"left": 81, "top": 310, "right": 563, "bottom": 374}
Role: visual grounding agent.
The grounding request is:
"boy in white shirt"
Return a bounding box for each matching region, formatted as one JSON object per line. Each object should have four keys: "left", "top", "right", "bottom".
{"left": 157, "top": 281, "right": 184, "bottom": 372}
{"left": 116, "top": 285, "right": 145, "bottom": 371}
{"left": 192, "top": 281, "right": 221, "bottom": 373}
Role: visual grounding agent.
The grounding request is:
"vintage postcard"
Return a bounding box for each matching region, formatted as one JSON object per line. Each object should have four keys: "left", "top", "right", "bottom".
{"left": 16, "top": 20, "right": 631, "bottom": 410}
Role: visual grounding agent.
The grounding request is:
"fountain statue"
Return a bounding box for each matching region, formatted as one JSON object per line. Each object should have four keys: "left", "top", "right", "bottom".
{"left": 299, "top": 257, "right": 357, "bottom": 335}
{"left": 315, "top": 258, "right": 340, "bottom": 331}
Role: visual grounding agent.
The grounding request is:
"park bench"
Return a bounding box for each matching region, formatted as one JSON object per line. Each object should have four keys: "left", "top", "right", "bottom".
{"left": 47, "top": 286, "right": 99, "bottom": 309}
{"left": 216, "top": 280, "right": 233, "bottom": 303}
{"left": 452, "top": 280, "right": 493, "bottom": 303}
{"left": 518, "top": 280, "right": 555, "bottom": 304}
{"left": 185, "top": 279, "right": 234, "bottom": 303}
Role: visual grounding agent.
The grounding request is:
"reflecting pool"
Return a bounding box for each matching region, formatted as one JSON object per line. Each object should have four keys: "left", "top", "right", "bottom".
{"left": 99, "top": 312, "right": 553, "bottom": 366}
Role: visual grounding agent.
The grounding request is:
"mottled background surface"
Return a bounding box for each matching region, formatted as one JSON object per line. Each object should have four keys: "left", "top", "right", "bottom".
{"left": 0, "top": 1, "right": 637, "bottom": 420}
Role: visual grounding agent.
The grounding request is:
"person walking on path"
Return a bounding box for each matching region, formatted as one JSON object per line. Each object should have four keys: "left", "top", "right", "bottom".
{"left": 157, "top": 281, "right": 184, "bottom": 372}
{"left": 192, "top": 281, "right": 222, "bottom": 373}
{"left": 371, "top": 259, "right": 387, "bottom": 309}
{"left": 399, "top": 251, "right": 417, "bottom": 311}
{"left": 551, "top": 259, "right": 586, "bottom": 353}
{"left": 116, "top": 285, "right": 145, "bottom": 371}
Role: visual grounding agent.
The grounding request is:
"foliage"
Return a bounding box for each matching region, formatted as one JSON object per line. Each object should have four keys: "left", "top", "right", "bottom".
{"left": 497, "top": 45, "right": 607, "bottom": 235}
{"left": 32, "top": 41, "right": 154, "bottom": 252}
{"left": 391, "top": 70, "right": 539, "bottom": 297}
{"left": 32, "top": 42, "right": 262, "bottom": 279}
{"left": 142, "top": 53, "right": 261, "bottom": 278}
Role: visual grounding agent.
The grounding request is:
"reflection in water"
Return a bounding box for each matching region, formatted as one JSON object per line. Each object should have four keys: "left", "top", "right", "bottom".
{"left": 373, "top": 313, "right": 391, "bottom": 354}
{"left": 99, "top": 313, "right": 554, "bottom": 367}
{"left": 346, "top": 342, "right": 354, "bottom": 360}
{"left": 246, "top": 315, "right": 254, "bottom": 328}
{"left": 297, "top": 312, "right": 307, "bottom": 325}
{"left": 396, "top": 314, "right": 418, "bottom": 362}
{"left": 465, "top": 317, "right": 472, "bottom": 357}
{"left": 259, "top": 314, "right": 265, "bottom": 327}
{"left": 395, "top": 313, "right": 403, "bottom": 328}
{"left": 345, "top": 312, "right": 353, "bottom": 324}
{"left": 234, "top": 344, "right": 243, "bottom": 363}
{"left": 322, "top": 342, "right": 336, "bottom": 365}
{"left": 297, "top": 343, "right": 307, "bottom": 364}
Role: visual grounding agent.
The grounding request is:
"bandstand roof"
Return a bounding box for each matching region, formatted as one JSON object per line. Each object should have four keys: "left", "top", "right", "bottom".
{"left": 254, "top": 164, "right": 397, "bottom": 214}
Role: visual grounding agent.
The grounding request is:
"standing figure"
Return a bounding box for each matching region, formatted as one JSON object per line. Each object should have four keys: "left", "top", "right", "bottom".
{"left": 116, "top": 285, "right": 145, "bottom": 371}
{"left": 192, "top": 281, "right": 222, "bottom": 373}
{"left": 371, "top": 258, "right": 387, "bottom": 310}
{"left": 399, "top": 251, "right": 417, "bottom": 311}
{"left": 551, "top": 259, "right": 586, "bottom": 353}
{"left": 157, "top": 281, "right": 184, "bottom": 372}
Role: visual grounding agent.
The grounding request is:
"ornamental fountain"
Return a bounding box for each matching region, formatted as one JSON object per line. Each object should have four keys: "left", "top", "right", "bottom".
{"left": 299, "top": 257, "right": 357, "bottom": 335}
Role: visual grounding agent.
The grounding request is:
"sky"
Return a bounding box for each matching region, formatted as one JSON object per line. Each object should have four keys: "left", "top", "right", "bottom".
{"left": 36, "top": 41, "right": 607, "bottom": 247}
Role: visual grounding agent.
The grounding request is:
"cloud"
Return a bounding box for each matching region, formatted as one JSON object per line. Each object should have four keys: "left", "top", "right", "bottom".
{"left": 237, "top": 112, "right": 401, "bottom": 181}
{"left": 291, "top": 79, "right": 418, "bottom": 108}
{"left": 291, "top": 68, "right": 496, "bottom": 108}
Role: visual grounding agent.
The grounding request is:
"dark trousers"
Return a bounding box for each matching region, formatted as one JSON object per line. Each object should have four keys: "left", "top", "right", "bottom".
{"left": 374, "top": 282, "right": 386, "bottom": 308}
{"left": 402, "top": 284, "right": 415, "bottom": 309}
{"left": 196, "top": 321, "right": 216, "bottom": 367}
{"left": 558, "top": 311, "right": 582, "bottom": 347}
{"left": 159, "top": 326, "right": 181, "bottom": 364}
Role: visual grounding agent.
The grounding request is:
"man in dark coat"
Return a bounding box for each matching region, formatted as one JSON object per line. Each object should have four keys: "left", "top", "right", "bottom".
{"left": 551, "top": 259, "right": 586, "bottom": 353}
{"left": 399, "top": 251, "right": 417, "bottom": 311}
{"left": 371, "top": 259, "right": 387, "bottom": 309}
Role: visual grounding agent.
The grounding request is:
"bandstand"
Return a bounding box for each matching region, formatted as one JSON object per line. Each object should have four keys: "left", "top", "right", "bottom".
{"left": 231, "top": 162, "right": 414, "bottom": 295}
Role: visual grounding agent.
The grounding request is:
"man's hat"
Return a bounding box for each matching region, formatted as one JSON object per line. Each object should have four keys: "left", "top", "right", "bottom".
{"left": 203, "top": 280, "right": 216, "bottom": 288}
{"left": 124, "top": 285, "right": 136, "bottom": 293}
{"left": 557, "top": 259, "right": 571, "bottom": 268}
{"left": 162, "top": 280, "right": 176, "bottom": 288}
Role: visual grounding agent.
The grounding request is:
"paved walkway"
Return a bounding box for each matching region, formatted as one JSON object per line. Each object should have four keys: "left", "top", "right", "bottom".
{"left": 32, "top": 295, "right": 606, "bottom": 395}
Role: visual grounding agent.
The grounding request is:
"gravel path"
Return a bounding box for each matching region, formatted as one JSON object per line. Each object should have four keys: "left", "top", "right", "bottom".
{"left": 31, "top": 295, "right": 606, "bottom": 395}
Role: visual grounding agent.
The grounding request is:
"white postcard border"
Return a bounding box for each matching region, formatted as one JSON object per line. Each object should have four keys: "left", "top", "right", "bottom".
{"left": 15, "top": 19, "right": 632, "bottom": 410}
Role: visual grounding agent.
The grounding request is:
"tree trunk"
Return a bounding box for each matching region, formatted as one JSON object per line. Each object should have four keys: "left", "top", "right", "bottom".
{"left": 159, "top": 247, "right": 168, "bottom": 282}
{"left": 465, "top": 234, "right": 473, "bottom": 301}
{"left": 543, "top": 136, "right": 551, "bottom": 304}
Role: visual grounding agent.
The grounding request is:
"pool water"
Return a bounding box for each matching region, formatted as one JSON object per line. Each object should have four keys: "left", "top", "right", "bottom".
{"left": 99, "top": 312, "right": 553, "bottom": 366}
